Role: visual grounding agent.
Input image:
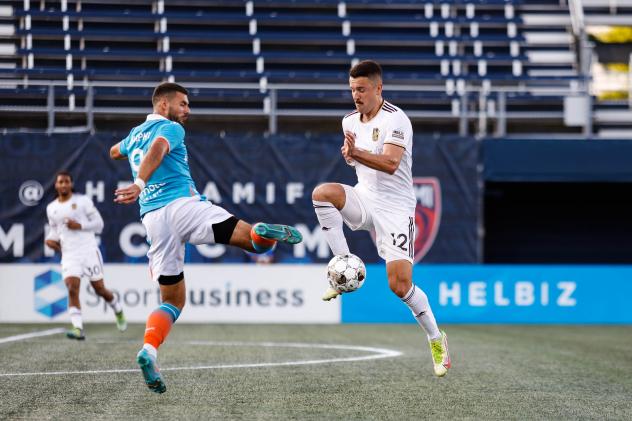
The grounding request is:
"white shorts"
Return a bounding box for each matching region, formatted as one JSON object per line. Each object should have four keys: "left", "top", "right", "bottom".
{"left": 341, "top": 184, "right": 415, "bottom": 264}
{"left": 142, "top": 197, "right": 234, "bottom": 282}
{"left": 61, "top": 248, "right": 104, "bottom": 281}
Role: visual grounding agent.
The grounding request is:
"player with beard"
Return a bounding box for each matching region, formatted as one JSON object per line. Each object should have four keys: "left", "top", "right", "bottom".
{"left": 110, "top": 82, "right": 303, "bottom": 393}
{"left": 45, "top": 171, "right": 127, "bottom": 340}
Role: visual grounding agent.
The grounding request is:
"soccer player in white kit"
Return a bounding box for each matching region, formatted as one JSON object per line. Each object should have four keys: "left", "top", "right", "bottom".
{"left": 45, "top": 171, "right": 127, "bottom": 340}
{"left": 312, "top": 60, "right": 451, "bottom": 377}
{"left": 110, "top": 82, "right": 302, "bottom": 393}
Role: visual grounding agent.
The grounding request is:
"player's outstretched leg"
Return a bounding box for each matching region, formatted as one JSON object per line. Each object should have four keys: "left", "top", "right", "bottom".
{"left": 429, "top": 331, "right": 451, "bottom": 377}
{"left": 137, "top": 302, "right": 180, "bottom": 393}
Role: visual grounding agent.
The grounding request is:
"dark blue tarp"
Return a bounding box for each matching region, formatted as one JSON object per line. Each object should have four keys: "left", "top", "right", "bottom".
{"left": 0, "top": 132, "right": 479, "bottom": 263}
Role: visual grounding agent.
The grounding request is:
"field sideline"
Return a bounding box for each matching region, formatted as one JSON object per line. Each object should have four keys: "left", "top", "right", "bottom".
{"left": 1, "top": 324, "right": 631, "bottom": 420}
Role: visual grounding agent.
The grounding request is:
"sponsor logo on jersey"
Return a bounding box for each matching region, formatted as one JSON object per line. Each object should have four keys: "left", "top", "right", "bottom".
{"left": 372, "top": 128, "right": 380, "bottom": 142}
{"left": 412, "top": 177, "right": 441, "bottom": 263}
{"left": 34, "top": 269, "right": 68, "bottom": 318}
{"left": 392, "top": 129, "right": 405, "bottom": 141}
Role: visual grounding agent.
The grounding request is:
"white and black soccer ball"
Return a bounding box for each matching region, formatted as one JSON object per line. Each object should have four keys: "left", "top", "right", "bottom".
{"left": 327, "top": 254, "right": 366, "bottom": 293}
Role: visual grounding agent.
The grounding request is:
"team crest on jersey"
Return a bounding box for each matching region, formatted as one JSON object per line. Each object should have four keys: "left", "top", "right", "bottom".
{"left": 412, "top": 177, "right": 441, "bottom": 263}
{"left": 372, "top": 128, "right": 380, "bottom": 142}
{"left": 71, "top": 203, "right": 77, "bottom": 210}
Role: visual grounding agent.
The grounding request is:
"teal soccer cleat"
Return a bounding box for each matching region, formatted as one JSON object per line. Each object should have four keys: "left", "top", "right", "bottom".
{"left": 136, "top": 349, "right": 166, "bottom": 394}
{"left": 253, "top": 223, "right": 303, "bottom": 244}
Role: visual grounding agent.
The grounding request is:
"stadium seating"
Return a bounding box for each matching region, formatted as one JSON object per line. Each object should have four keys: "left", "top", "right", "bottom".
{"left": 1, "top": 0, "right": 627, "bottom": 136}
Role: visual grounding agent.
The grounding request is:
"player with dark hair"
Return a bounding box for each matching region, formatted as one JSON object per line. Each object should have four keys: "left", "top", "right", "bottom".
{"left": 110, "top": 82, "right": 303, "bottom": 393}
{"left": 45, "top": 171, "right": 127, "bottom": 340}
{"left": 312, "top": 60, "right": 451, "bottom": 377}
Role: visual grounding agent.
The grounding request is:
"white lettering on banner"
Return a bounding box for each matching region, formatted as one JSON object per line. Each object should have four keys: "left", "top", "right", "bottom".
{"left": 202, "top": 182, "right": 222, "bottom": 203}
{"left": 494, "top": 281, "right": 510, "bottom": 306}
{"left": 293, "top": 224, "right": 330, "bottom": 258}
{"left": 541, "top": 282, "right": 549, "bottom": 305}
{"left": 438, "top": 281, "right": 577, "bottom": 308}
{"left": 85, "top": 181, "right": 104, "bottom": 203}
{"left": 119, "top": 223, "right": 148, "bottom": 257}
{"left": 286, "top": 182, "right": 303, "bottom": 204}
{"left": 0, "top": 224, "right": 24, "bottom": 257}
{"left": 469, "top": 282, "right": 486, "bottom": 306}
{"left": 557, "top": 282, "right": 577, "bottom": 306}
{"left": 516, "top": 281, "right": 535, "bottom": 306}
{"left": 233, "top": 182, "right": 255, "bottom": 204}
{"left": 266, "top": 182, "right": 275, "bottom": 204}
{"left": 196, "top": 244, "right": 226, "bottom": 258}
{"left": 439, "top": 282, "right": 461, "bottom": 306}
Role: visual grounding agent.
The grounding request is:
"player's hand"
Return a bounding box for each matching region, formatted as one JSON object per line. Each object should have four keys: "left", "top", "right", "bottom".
{"left": 114, "top": 184, "right": 141, "bottom": 204}
{"left": 342, "top": 131, "right": 356, "bottom": 162}
{"left": 65, "top": 219, "right": 82, "bottom": 230}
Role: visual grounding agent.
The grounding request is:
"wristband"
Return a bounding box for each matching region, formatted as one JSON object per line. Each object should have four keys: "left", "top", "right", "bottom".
{"left": 134, "top": 178, "right": 146, "bottom": 190}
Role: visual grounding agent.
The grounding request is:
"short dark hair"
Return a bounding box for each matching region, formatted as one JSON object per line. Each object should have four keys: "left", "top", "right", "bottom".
{"left": 349, "top": 60, "right": 382, "bottom": 81}
{"left": 55, "top": 170, "right": 73, "bottom": 182}
{"left": 152, "top": 82, "right": 188, "bottom": 106}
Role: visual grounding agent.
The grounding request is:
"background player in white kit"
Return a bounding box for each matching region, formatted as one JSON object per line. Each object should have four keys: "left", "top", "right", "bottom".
{"left": 312, "top": 60, "right": 451, "bottom": 377}
{"left": 45, "top": 171, "right": 127, "bottom": 340}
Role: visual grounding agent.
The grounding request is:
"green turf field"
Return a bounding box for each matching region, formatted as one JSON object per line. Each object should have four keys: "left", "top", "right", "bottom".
{"left": 1, "top": 324, "right": 631, "bottom": 420}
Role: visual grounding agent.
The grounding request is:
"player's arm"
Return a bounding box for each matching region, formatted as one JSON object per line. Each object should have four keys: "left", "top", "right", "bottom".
{"left": 71, "top": 198, "right": 104, "bottom": 233}
{"left": 343, "top": 131, "right": 404, "bottom": 175}
{"left": 45, "top": 209, "right": 62, "bottom": 253}
{"left": 114, "top": 137, "right": 170, "bottom": 204}
{"left": 109, "top": 142, "right": 127, "bottom": 160}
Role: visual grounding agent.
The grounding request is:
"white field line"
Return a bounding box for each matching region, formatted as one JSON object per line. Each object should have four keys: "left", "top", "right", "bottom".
{"left": 0, "top": 327, "right": 65, "bottom": 344}
{"left": 0, "top": 340, "right": 403, "bottom": 377}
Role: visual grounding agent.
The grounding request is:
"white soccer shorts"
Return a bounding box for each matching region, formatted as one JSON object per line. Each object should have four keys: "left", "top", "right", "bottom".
{"left": 341, "top": 184, "right": 415, "bottom": 264}
{"left": 61, "top": 248, "right": 105, "bottom": 281}
{"left": 142, "top": 196, "right": 234, "bottom": 282}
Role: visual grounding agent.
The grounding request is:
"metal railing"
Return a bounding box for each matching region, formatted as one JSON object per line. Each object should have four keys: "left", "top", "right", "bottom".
{"left": 0, "top": 79, "right": 590, "bottom": 137}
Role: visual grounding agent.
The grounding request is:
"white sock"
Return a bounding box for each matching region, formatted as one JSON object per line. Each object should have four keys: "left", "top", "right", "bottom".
{"left": 107, "top": 295, "right": 122, "bottom": 313}
{"left": 68, "top": 306, "right": 83, "bottom": 330}
{"left": 143, "top": 343, "right": 158, "bottom": 359}
{"left": 402, "top": 285, "right": 441, "bottom": 340}
{"left": 313, "top": 200, "right": 350, "bottom": 256}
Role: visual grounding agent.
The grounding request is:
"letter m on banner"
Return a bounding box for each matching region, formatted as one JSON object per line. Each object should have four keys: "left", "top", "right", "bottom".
{"left": 413, "top": 177, "right": 441, "bottom": 264}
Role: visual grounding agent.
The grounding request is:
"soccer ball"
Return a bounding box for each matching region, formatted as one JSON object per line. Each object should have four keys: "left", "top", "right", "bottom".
{"left": 327, "top": 254, "right": 366, "bottom": 293}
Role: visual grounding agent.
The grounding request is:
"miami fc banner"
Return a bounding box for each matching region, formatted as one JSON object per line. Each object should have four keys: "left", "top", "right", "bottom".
{"left": 0, "top": 133, "right": 479, "bottom": 264}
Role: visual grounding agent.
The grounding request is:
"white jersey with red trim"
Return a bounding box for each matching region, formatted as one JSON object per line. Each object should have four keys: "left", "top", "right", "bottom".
{"left": 46, "top": 194, "right": 103, "bottom": 258}
{"left": 342, "top": 100, "right": 416, "bottom": 212}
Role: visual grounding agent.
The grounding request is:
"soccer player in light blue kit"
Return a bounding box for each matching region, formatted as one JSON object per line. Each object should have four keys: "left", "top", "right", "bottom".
{"left": 110, "top": 82, "right": 302, "bottom": 394}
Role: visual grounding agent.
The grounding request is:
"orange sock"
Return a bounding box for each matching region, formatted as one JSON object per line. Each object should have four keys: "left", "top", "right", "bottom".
{"left": 143, "top": 303, "right": 180, "bottom": 349}
{"left": 250, "top": 224, "right": 276, "bottom": 253}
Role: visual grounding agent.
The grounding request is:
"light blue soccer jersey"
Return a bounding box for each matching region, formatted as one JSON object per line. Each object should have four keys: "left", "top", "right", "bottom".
{"left": 120, "top": 114, "right": 200, "bottom": 216}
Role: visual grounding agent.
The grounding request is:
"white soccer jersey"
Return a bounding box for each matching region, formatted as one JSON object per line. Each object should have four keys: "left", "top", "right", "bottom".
{"left": 342, "top": 100, "right": 416, "bottom": 212}
{"left": 46, "top": 194, "right": 103, "bottom": 258}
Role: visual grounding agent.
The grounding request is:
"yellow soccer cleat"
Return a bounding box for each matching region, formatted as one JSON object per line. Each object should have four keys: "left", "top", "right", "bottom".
{"left": 429, "top": 330, "right": 451, "bottom": 377}
{"left": 321, "top": 286, "right": 340, "bottom": 301}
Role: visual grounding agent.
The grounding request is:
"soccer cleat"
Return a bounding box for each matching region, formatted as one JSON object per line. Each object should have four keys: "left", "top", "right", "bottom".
{"left": 66, "top": 327, "right": 85, "bottom": 340}
{"left": 429, "top": 331, "right": 451, "bottom": 377}
{"left": 321, "top": 286, "right": 341, "bottom": 301}
{"left": 136, "top": 349, "right": 166, "bottom": 394}
{"left": 115, "top": 311, "right": 127, "bottom": 332}
{"left": 253, "top": 223, "right": 303, "bottom": 245}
